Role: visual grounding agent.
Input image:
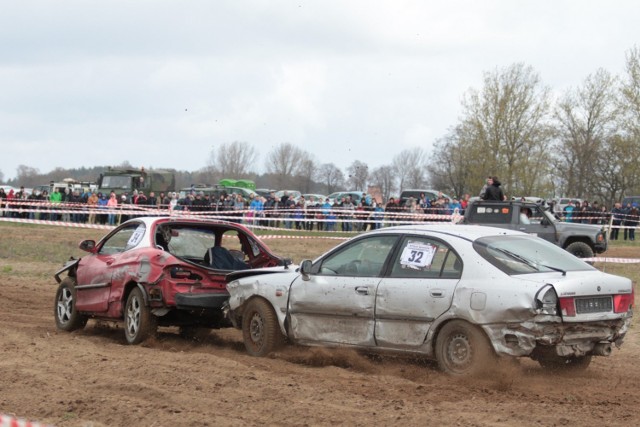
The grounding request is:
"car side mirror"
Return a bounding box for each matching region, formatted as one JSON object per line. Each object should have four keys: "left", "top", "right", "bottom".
{"left": 79, "top": 239, "right": 96, "bottom": 253}
{"left": 541, "top": 218, "right": 550, "bottom": 226}
{"left": 300, "top": 259, "right": 313, "bottom": 281}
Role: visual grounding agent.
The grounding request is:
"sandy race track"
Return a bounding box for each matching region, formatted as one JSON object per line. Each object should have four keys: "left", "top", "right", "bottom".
{"left": 0, "top": 225, "right": 638, "bottom": 426}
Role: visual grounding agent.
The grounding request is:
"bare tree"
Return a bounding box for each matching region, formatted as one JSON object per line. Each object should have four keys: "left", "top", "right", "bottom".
{"left": 391, "top": 150, "right": 412, "bottom": 193}
{"left": 389, "top": 147, "right": 428, "bottom": 191}
{"left": 405, "top": 147, "right": 428, "bottom": 188}
{"left": 14, "top": 165, "right": 41, "bottom": 187}
{"left": 265, "top": 143, "right": 308, "bottom": 189}
{"left": 317, "top": 163, "right": 345, "bottom": 194}
{"left": 208, "top": 141, "right": 258, "bottom": 179}
{"left": 370, "top": 165, "right": 396, "bottom": 201}
{"left": 347, "top": 160, "right": 369, "bottom": 192}
{"left": 296, "top": 154, "right": 318, "bottom": 193}
{"left": 0, "top": 169, "right": 5, "bottom": 183}
{"left": 554, "top": 69, "right": 619, "bottom": 198}
{"left": 427, "top": 128, "right": 477, "bottom": 198}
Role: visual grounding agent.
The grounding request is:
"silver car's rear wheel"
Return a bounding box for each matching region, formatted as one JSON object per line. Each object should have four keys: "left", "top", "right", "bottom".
{"left": 435, "top": 320, "right": 495, "bottom": 375}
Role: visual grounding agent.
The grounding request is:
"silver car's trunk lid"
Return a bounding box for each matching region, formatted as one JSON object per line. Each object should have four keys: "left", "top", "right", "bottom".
{"left": 517, "top": 270, "right": 633, "bottom": 322}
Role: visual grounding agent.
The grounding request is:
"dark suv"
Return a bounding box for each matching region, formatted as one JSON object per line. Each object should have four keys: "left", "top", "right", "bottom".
{"left": 463, "top": 200, "right": 607, "bottom": 259}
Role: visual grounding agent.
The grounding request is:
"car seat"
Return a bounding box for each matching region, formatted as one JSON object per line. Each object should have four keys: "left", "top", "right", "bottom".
{"left": 204, "top": 246, "right": 250, "bottom": 270}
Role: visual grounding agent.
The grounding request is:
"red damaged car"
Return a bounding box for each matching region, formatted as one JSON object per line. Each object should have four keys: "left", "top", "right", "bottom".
{"left": 54, "top": 217, "right": 288, "bottom": 344}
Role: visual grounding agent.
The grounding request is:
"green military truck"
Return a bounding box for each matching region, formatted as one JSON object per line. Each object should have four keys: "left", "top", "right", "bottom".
{"left": 463, "top": 199, "right": 607, "bottom": 259}
{"left": 97, "top": 167, "right": 176, "bottom": 197}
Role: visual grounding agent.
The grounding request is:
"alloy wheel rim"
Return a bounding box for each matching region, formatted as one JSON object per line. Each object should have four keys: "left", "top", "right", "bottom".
{"left": 57, "top": 288, "right": 73, "bottom": 323}
{"left": 126, "top": 296, "right": 141, "bottom": 336}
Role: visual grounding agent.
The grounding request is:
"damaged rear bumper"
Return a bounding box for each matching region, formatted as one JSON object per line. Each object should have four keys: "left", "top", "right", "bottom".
{"left": 481, "top": 316, "right": 632, "bottom": 358}
{"left": 175, "top": 292, "right": 230, "bottom": 310}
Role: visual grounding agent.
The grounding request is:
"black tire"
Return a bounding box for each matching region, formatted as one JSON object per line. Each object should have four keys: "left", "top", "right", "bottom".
{"left": 435, "top": 320, "right": 496, "bottom": 376}
{"left": 179, "top": 326, "right": 210, "bottom": 342}
{"left": 124, "top": 287, "right": 157, "bottom": 345}
{"left": 242, "top": 298, "right": 284, "bottom": 357}
{"left": 538, "top": 355, "right": 592, "bottom": 371}
{"left": 565, "top": 241, "right": 594, "bottom": 259}
{"left": 54, "top": 277, "right": 88, "bottom": 331}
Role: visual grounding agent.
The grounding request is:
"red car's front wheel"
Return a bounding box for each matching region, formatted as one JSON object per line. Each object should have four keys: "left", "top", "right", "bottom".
{"left": 54, "top": 277, "right": 88, "bottom": 332}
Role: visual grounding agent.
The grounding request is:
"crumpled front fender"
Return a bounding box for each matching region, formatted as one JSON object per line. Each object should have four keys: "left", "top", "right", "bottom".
{"left": 54, "top": 258, "right": 80, "bottom": 284}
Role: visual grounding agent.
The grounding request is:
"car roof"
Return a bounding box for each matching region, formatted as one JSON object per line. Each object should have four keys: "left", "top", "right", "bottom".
{"left": 369, "top": 223, "right": 525, "bottom": 240}
{"left": 120, "top": 216, "right": 250, "bottom": 230}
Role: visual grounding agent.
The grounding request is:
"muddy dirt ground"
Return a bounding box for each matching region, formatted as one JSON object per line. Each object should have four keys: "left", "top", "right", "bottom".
{"left": 0, "top": 228, "right": 638, "bottom": 426}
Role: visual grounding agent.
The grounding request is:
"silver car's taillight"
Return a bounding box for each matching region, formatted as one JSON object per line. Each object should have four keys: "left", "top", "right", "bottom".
{"left": 536, "top": 284, "right": 559, "bottom": 316}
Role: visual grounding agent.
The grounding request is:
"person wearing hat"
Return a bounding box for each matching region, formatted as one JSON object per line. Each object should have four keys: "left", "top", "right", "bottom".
{"left": 97, "top": 192, "right": 108, "bottom": 224}
{"left": 192, "top": 191, "right": 207, "bottom": 212}
{"left": 136, "top": 190, "right": 148, "bottom": 205}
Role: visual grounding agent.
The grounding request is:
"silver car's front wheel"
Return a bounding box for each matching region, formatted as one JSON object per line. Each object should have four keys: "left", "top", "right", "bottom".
{"left": 241, "top": 298, "right": 283, "bottom": 357}
{"left": 124, "top": 287, "right": 157, "bottom": 345}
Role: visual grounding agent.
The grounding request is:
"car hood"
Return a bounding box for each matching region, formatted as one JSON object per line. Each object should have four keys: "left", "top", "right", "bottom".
{"left": 553, "top": 220, "right": 604, "bottom": 233}
{"left": 515, "top": 270, "right": 632, "bottom": 298}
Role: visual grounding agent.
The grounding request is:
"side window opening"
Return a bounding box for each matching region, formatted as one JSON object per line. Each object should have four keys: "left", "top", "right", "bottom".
{"left": 470, "top": 205, "right": 512, "bottom": 224}
{"left": 99, "top": 223, "right": 145, "bottom": 255}
{"left": 529, "top": 206, "right": 544, "bottom": 224}
{"left": 318, "top": 235, "right": 397, "bottom": 277}
{"left": 390, "top": 237, "right": 462, "bottom": 279}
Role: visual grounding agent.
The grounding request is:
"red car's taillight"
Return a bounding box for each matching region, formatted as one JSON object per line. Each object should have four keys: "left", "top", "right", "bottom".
{"left": 170, "top": 266, "right": 203, "bottom": 281}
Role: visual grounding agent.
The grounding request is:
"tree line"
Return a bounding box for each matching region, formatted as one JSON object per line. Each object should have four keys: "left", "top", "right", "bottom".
{"left": 4, "top": 46, "right": 640, "bottom": 206}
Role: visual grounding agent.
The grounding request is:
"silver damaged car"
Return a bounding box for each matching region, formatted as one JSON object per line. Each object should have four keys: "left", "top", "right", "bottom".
{"left": 226, "top": 225, "right": 634, "bottom": 375}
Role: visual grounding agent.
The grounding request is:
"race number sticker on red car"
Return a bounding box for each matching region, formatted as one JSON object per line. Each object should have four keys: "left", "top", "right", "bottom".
{"left": 126, "top": 225, "right": 146, "bottom": 249}
{"left": 399, "top": 241, "right": 436, "bottom": 269}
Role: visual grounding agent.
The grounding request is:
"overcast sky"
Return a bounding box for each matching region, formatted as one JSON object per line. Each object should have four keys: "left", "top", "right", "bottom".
{"left": 2, "top": 1, "right": 639, "bottom": 181}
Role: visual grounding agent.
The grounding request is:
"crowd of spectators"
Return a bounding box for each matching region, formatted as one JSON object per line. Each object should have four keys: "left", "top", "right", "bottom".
{"left": 556, "top": 200, "right": 640, "bottom": 241}
{"left": 1, "top": 185, "right": 638, "bottom": 237}
{"left": 0, "top": 186, "right": 464, "bottom": 230}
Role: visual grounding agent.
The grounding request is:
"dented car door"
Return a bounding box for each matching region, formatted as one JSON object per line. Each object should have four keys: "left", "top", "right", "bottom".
{"left": 75, "top": 222, "right": 145, "bottom": 312}
{"left": 288, "top": 235, "right": 398, "bottom": 346}
{"left": 375, "top": 236, "right": 460, "bottom": 348}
